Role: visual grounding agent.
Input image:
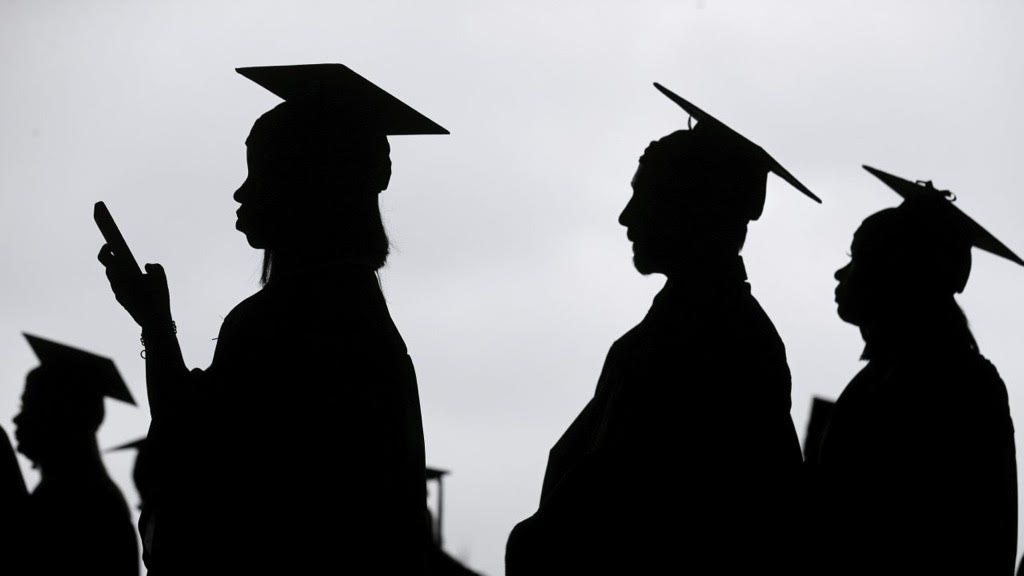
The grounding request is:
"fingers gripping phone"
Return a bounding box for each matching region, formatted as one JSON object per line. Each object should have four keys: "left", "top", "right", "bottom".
{"left": 94, "top": 201, "right": 143, "bottom": 277}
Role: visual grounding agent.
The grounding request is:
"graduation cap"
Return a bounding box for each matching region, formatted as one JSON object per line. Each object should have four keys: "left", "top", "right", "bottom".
{"left": 426, "top": 466, "right": 449, "bottom": 547}
{"left": 803, "top": 397, "right": 836, "bottom": 464}
{"left": 106, "top": 436, "right": 153, "bottom": 504}
{"left": 426, "top": 466, "right": 449, "bottom": 481}
{"left": 237, "top": 63, "right": 448, "bottom": 136}
{"left": 24, "top": 334, "right": 135, "bottom": 406}
{"left": 651, "top": 83, "right": 821, "bottom": 219}
{"left": 863, "top": 165, "right": 1024, "bottom": 267}
{"left": 107, "top": 437, "right": 146, "bottom": 453}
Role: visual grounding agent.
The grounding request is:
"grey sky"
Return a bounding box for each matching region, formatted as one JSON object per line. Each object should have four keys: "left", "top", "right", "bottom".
{"left": 2, "top": 1, "right": 1024, "bottom": 573}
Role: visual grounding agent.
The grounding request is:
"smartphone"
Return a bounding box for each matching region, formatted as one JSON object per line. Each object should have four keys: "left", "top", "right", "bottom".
{"left": 94, "top": 201, "right": 143, "bottom": 277}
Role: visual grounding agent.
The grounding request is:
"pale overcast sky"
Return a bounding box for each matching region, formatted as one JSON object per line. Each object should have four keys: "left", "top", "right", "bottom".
{"left": 3, "top": 1, "right": 1024, "bottom": 573}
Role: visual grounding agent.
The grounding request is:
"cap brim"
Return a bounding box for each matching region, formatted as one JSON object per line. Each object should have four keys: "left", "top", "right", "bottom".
{"left": 237, "top": 64, "right": 449, "bottom": 136}
{"left": 106, "top": 437, "right": 146, "bottom": 453}
{"left": 426, "top": 467, "right": 449, "bottom": 480}
{"left": 863, "top": 165, "right": 1024, "bottom": 266}
{"left": 653, "top": 83, "right": 820, "bottom": 204}
{"left": 24, "top": 334, "right": 136, "bottom": 405}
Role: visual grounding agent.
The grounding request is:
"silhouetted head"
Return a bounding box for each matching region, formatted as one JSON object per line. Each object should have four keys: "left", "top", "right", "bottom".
{"left": 14, "top": 367, "right": 105, "bottom": 466}
{"left": 835, "top": 166, "right": 1024, "bottom": 356}
{"left": 835, "top": 198, "right": 975, "bottom": 329}
{"left": 234, "top": 101, "right": 392, "bottom": 272}
{"left": 619, "top": 129, "right": 758, "bottom": 275}
{"left": 15, "top": 335, "right": 134, "bottom": 468}
{"left": 233, "top": 64, "right": 448, "bottom": 283}
{"left": 620, "top": 84, "right": 819, "bottom": 277}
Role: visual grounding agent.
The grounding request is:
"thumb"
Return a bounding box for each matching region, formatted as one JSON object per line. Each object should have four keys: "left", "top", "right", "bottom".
{"left": 144, "top": 263, "right": 167, "bottom": 282}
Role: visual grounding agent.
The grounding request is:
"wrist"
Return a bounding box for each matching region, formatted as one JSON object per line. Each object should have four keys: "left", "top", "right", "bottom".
{"left": 141, "top": 319, "right": 177, "bottom": 345}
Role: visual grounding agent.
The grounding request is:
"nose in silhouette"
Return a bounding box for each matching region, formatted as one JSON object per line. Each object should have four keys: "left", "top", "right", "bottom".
{"left": 834, "top": 262, "right": 849, "bottom": 281}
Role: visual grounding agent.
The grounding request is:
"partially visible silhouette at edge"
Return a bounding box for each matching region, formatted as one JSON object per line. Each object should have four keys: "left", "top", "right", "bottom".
{"left": 10, "top": 334, "right": 139, "bottom": 576}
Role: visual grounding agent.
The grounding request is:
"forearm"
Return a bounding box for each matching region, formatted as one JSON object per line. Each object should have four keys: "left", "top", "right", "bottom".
{"left": 142, "top": 321, "right": 188, "bottom": 421}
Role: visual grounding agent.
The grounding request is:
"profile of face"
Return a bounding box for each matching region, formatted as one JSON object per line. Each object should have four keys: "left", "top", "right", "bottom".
{"left": 834, "top": 214, "right": 923, "bottom": 327}
{"left": 835, "top": 202, "right": 977, "bottom": 329}
{"left": 12, "top": 372, "right": 65, "bottom": 465}
{"left": 234, "top": 141, "right": 286, "bottom": 249}
{"left": 12, "top": 374, "right": 46, "bottom": 463}
{"left": 233, "top": 115, "right": 390, "bottom": 254}
{"left": 619, "top": 163, "right": 696, "bottom": 275}
{"left": 13, "top": 370, "right": 102, "bottom": 466}
{"left": 833, "top": 236, "right": 875, "bottom": 327}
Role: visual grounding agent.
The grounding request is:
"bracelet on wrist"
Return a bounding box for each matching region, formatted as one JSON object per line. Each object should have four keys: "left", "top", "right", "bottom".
{"left": 140, "top": 321, "right": 176, "bottom": 358}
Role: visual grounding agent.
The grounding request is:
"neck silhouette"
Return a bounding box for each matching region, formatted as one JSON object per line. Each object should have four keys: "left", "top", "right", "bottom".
{"left": 663, "top": 253, "right": 747, "bottom": 288}
{"left": 37, "top": 435, "right": 107, "bottom": 482}
{"left": 859, "top": 295, "right": 976, "bottom": 361}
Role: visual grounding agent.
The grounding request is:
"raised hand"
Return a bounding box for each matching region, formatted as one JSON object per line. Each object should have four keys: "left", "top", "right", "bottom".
{"left": 97, "top": 244, "right": 172, "bottom": 331}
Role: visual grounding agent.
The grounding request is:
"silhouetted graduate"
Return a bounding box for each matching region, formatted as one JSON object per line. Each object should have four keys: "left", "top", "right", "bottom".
{"left": 97, "top": 63, "right": 445, "bottom": 574}
{"left": 506, "top": 84, "right": 818, "bottom": 574}
{"left": 12, "top": 335, "right": 139, "bottom": 576}
{"left": 818, "top": 166, "right": 1019, "bottom": 575}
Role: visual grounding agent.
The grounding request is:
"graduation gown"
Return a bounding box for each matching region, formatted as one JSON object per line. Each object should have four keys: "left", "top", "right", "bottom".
{"left": 507, "top": 259, "right": 802, "bottom": 574}
{"left": 815, "top": 345, "right": 1017, "bottom": 575}
{"left": 25, "top": 468, "right": 139, "bottom": 576}
{"left": 146, "top": 266, "right": 428, "bottom": 574}
{"left": 0, "top": 426, "right": 27, "bottom": 575}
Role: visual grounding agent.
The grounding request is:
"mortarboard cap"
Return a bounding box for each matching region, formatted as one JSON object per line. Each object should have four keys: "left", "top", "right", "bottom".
{"left": 426, "top": 467, "right": 449, "bottom": 481}
{"left": 237, "top": 63, "right": 449, "bottom": 136}
{"left": 24, "top": 334, "right": 136, "bottom": 405}
{"left": 863, "top": 165, "right": 1024, "bottom": 267}
{"left": 653, "top": 82, "right": 821, "bottom": 210}
{"left": 803, "top": 397, "right": 836, "bottom": 463}
{"left": 425, "top": 466, "right": 450, "bottom": 547}
{"left": 655, "top": 81, "right": 823, "bottom": 203}
{"left": 107, "top": 437, "right": 146, "bottom": 453}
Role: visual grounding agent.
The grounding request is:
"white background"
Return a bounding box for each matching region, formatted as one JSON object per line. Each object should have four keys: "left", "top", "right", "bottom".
{"left": 2, "top": 2, "right": 1023, "bottom": 574}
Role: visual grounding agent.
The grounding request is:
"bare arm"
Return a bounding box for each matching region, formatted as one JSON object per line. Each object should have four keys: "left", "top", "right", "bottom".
{"left": 140, "top": 314, "right": 188, "bottom": 421}
{"left": 97, "top": 246, "right": 188, "bottom": 420}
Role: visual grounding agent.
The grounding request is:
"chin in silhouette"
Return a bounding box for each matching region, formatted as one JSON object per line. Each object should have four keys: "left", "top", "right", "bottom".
{"left": 834, "top": 201, "right": 977, "bottom": 358}
{"left": 619, "top": 151, "right": 749, "bottom": 279}
{"left": 235, "top": 101, "right": 392, "bottom": 284}
{"left": 14, "top": 367, "right": 105, "bottom": 470}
